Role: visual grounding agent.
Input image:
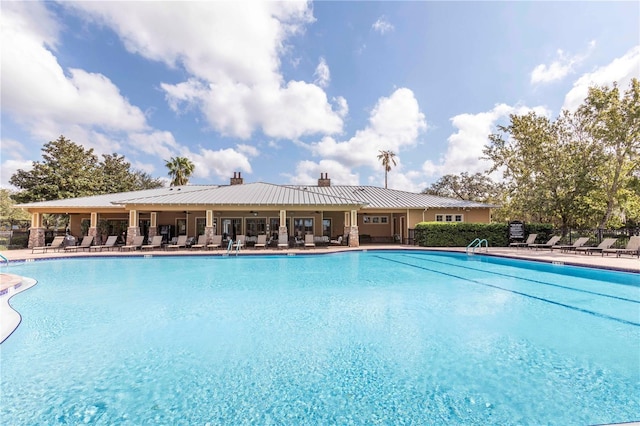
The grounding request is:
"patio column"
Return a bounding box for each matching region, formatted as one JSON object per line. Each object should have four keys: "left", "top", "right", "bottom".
{"left": 348, "top": 209, "right": 359, "bottom": 247}
{"left": 148, "top": 212, "right": 158, "bottom": 239}
{"left": 126, "top": 209, "right": 140, "bottom": 245}
{"left": 28, "top": 212, "right": 45, "bottom": 248}
{"left": 88, "top": 212, "right": 99, "bottom": 244}
{"left": 278, "top": 209, "right": 288, "bottom": 245}
{"left": 205, "top": 210, "right": 215, "bottom": 243}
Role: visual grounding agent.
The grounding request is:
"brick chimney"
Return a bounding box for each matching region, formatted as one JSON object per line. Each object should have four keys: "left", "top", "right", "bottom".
{"left": 318, "top": 172, "right": 331, "bottom": 187}
{"left": 230, "top": 172, "right": 244, "bottom": 185}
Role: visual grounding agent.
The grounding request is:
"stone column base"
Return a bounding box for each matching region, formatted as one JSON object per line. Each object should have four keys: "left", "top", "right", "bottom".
{"left": 28, "top": 227, "right": 45, "bottom": 249}
{"left": 205, "top": 226, "right": 215, "bottom": 244}
{"left": 278, "top": 226, "right": 289, "bottom": 247}
{"left": 126, "top": 227, "right": 140, "bottom": 245}
{"left": 348, "top": 226, "right": 360, "bottom": 247}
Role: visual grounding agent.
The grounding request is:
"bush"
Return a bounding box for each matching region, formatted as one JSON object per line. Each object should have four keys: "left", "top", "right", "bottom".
{"left": 414, "top": 222, "right": 554, "bottom": 247}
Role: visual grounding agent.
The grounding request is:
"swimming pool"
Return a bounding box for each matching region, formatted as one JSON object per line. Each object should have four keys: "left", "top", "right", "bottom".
{"left": 1, "top": 251, "right": 638, "bottom": 424}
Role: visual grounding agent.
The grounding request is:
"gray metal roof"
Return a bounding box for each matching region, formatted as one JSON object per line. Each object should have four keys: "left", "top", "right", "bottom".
{"left": 118, "top": 182, "right": 365, "bottom": 206}
{"left": 16, "top": 183, "right": 495, "bottom": 210}
{"left": 288, "top": 185, "right": 495, "bottom": 209}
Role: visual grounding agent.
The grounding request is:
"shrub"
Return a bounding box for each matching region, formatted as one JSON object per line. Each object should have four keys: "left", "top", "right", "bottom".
{"left": 414, "top": 222, "right": 553, "bottom": 247}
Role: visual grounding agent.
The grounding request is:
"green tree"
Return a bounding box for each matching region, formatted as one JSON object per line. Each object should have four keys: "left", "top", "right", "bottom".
{"left": 10, "top": 135, "right": 99, "bottom": 203}
{"left": 0, "top": 189, "right": 31, "bottom": 228}
{"left": 165, "top": 156, "right": 195, "bottom": 186}
{"left": 10, "top": 136, "right": 164, "bottom": 203}
{"left": 377, "top": 150, "right": 396, "bottom": 189}
{"left": 423, "top": 172, "right": 503, "bottom": 203}
{"left": 578, "top": 78, "right": 640, "bottom": 228}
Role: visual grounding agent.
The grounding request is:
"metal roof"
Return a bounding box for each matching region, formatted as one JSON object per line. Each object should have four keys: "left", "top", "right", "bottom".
{"left": 117, "top": 182, "right": 365, "bottom": 206}
{"left": 288, "top": 185, "right": 495, "bottom": 209}
{"left": 15, "top": 183, "right": 495, "bottom": 210}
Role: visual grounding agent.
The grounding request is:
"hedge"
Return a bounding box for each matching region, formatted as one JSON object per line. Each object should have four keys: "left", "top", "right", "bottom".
{"left": 413, "top": 222, "right": 554, "bottom": 247}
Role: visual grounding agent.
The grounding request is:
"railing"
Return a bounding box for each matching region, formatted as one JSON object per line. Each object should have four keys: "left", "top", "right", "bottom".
{"left": 0, "top": 253, "right": 8, "bottom": 267}
{"left": 466, "top": 238, "right": 488, "bottom": 254}
{"left": 226, "top": 239, "right": 234, "bottom": 254}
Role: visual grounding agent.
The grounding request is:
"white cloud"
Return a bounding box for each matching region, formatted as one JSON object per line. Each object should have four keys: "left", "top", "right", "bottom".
{"left": 70, "top": 1, "right": 345, "bottom": 140}
{"left": 530, "top": 41, "right": 595, "bottom": 84}
{"left": 311, "top": 88, "right": 426, "bottom": 169}
{"left": 190, "top": 148, "right": 253, "bottom": 181}
{"left": 422, "top": 104, "right": 549, "bottom": 178}
{"left": 1, "top": 2, "right": 148, "bottom": 137}
{"left": 562, "top": 45, "right": 640, "bottom": 111}
{"left": 372, "top": 16, "right": 394, "bottom": 35}
{"left": 314, "top": 57, "right": 330, "bottom": 88}
{"left": 286, "top": 159, "right": 360, "bottom": 185}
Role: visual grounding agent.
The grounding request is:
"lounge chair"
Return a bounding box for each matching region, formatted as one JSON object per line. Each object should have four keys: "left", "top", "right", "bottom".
{"left": 602, "top": 236, "right": 640, "bottom": 258}
{"left": 550, "top": 237, "right": 590, "bottom": 252}
{"left": 65, "top": 235, "right": 94, "bottom": 252}
{"left": 120, "top": 236, "right": 144, "bottom": 251}
{"left": 575, "top": 238, "right": 618, "bottom": 255}
{"left": 233, "top": 235, "right": 245, "bottom": 250}
{"left": 207, "top": 235, "right": 222, "bottom": 250}
{"left": 528, "top": 235, "right": 561, "bottom": 250}
{"left": 141, "top": 235, "right": 163, "bottom": 250}
{"left": 90, "top": 235, "right": 118, "bottom": 252}
{"left": 254, "top": 234, "right": 267, "bottom": 249}
{"left": 510, "top": 233, "right": 537, "bottom": 248}
{"left": 304, "top": 234, "right": 316, "bottom": 249}
{"left": 190, "top": 235, "right": 208, "bottom": 250}
{"left": 32, "top": 236, "right": 66, "bottom": 254}
{"left": 330, "top": 236, "right": 343, "bottom": 246}
{"left": 166, "top": 235, "right": 188, "bottom": 250}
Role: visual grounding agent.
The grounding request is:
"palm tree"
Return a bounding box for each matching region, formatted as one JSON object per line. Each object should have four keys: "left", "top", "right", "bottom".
{"left": 377, "top": 150, "right": 397, "bottom": 189}
{"left": 165, "top": 156, "right": 195, "bottom": 186}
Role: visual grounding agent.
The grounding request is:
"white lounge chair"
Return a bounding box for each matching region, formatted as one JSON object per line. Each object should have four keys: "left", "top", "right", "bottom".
{"left": 602, "top": 236, "right": 640, "bottom": 258}
{"left": 330, "top": 236, "right": 343, "bottom": 245}
{"left": 190, "top": 235, "right": 208, "bottom": 250}
{"left": 254, "top": 234, "right": 267, "bottom": 249}
{"left": 304, "top": 234, "right": 316, "bottom": 249}
{"left": 167, "top": 235, "right": 188, "bottom": 250}
{"left": 233, "top": 235, "right": 245, "bottom": 250}
{"left": 207, "top": 235, "right": 222, "bottom": 250}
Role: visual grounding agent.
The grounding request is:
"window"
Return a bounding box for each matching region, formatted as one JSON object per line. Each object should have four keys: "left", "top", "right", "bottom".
{"left": 196, "top": 217, "right": 206, "bottom": 236}
{"left": 363, "top": 215, "right": 388, "bottom": 224}
{"left": 435, "top": 214, "right": 463, "bottom": 222}
{"left": 322, "top": 218, "right": 331, "bottom": 237}
{"left": 245, "top": 218, "right": 266, "bottom": 236}
{"left": 293, "top": 218, "right": 313, "bottom": 237}
{"left": 221, "top": 218, "right": 242, "bottom": 238}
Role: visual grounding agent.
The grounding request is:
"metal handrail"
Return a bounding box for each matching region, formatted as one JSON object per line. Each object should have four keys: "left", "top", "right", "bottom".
{"left": 0, "top": 253, "right": 8, "bottom": 266}
{"left": 466, "top": 238, "right": 489, "bottom": 254}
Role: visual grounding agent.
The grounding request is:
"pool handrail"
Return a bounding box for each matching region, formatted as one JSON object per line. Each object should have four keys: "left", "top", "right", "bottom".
{"left": 466, "top": 238, "right": 489, "bottom": 254}
{"left": 0, "top": 253, "right": 8, "bottom": 266}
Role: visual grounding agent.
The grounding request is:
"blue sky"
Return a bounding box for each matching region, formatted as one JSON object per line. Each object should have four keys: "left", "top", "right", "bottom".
{"left": 2, "top": 1, "right": 639, "bottom": 192}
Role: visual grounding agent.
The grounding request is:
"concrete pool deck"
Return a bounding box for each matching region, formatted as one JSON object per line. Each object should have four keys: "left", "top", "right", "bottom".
{"left": 1, "top": 244, "right": 638, "bottom": 273}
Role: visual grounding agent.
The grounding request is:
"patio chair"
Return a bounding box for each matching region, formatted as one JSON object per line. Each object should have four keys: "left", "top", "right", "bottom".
{"left": 65, "top": 235, "right": 94, "bottom": 252}
{"left": 602, "top": 236, "right": 640, "bottom": 258}
{"left": 166, "top": 235, "right": 188, "bottom": 250}
{"left": 304, "top": 234, "right": 316, "bottom": 249}
{"left": 233, "top": 235, "right": 245, "bottom": 250}
{"left": 207, "top": 235, "right": 222, "bottom": 250}
{"left": 549, "top": 237, "right": 590, "bottom": 252}
{"left": 509, "top": 233, "right": 537, "bottom": 248}
{"left": 32, "top": 236, "right": 66, "bottom": 254}
{"left": 120, "top": 236, "right": 144, "bottom": 252}
{"left": 574, "top": 238, "right": 618, "bottom": 255}
{"left": 190, "top": 235, "right": 208, "bottom": 250}
{"left": 330, "top": 236, "right": 343, "bottom": 246}
{"left": 254, "top": 234, "right": 267, "bottom": 249}
{"left": 90, "top": 235, "right": 118, "bottom": 252}
{"left": 528, "top": 235, "right": 561, "bottom": 250}
{"left": 141, "top": 235, "right": 163, "bottom": 250}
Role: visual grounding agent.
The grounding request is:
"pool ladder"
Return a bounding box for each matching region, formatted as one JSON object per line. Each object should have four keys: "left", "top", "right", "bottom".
{"left": 226, "top": 239, "right": 242, "bottom": 256}
{"left": 466, "top": 238, "right": 488, "bottom": 254}
{"left": 0, "top": 253, "right": 8, "bottom": 267}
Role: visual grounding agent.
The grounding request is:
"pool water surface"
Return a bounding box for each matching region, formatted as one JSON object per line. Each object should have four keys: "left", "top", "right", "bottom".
{"left": 1, "top": 251, "right": 638, "bottom": 424}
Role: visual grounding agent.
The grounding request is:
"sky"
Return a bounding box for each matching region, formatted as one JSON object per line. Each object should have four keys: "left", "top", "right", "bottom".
{"left": 1, "top": 1, "right": 639, "bottom": 193}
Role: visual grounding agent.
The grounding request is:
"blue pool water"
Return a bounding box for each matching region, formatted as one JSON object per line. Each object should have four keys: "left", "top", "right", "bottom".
{"left": 1, "top": 251, "right": 639, "bottom": 425}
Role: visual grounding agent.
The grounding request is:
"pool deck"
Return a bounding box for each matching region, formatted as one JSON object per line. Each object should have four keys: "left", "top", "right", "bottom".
{"left": 1, "top": 245, "right": 638, "bottom": 273}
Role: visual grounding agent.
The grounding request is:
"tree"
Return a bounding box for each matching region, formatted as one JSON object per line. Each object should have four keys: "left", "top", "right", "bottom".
{"left": 578, "top": 78, "right": 640, "bottom": 228}
{"left": 423, "top": 172, "right": 503, "bottom": 203}
{"left": 165, "top": 156, "right": 195, "bottom": 186}
{"left": 10, "top": 135, "right": 99, "bottom": 203}
{"left": 10, "top": 135, "right": 164, "bottom": 203}
{"left": 377, "top": 150, "right": 396, "bottom": 189}
{"left": 0, "top": 189, "right": 30, "bottom": 228}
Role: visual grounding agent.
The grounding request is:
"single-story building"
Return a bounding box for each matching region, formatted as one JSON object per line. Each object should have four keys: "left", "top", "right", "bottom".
{"left": 17, "top": 173, "right": 495, "bottom": 248}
